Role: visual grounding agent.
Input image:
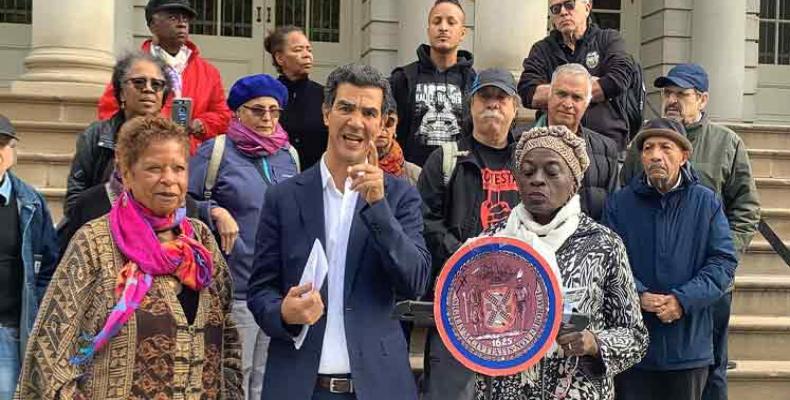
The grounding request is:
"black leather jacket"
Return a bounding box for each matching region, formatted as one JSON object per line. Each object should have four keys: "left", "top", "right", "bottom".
{"left": 64, "top": 112, "right": 124, "bottom": 218}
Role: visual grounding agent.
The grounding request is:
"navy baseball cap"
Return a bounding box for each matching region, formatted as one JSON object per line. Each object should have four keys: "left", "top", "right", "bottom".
{"left": 470, "top": 68, "right": 517, "bottom": 96}
{"left": 145, "top": 0, "right": 197, "bottom": 24}
{"left": 654, "top": 63, "right": 709, "bottom": 92}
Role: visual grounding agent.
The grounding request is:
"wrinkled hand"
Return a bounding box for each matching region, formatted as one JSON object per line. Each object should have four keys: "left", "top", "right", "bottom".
{"left": 640, "top": 292, "right": 667, "bottom": 313}
{"left": 656, "top": 294, "right": 684, "bottom": 324}
{"left": 557, "top": 329, "right": 599, "bottom": 357}
{"left": 348, "top": 140, "right": 384, "bottom": 204}
{"left": 281, "top": 283, "right": 324, "bottom": 326}
{"left": 211, "top": 206, "right": 239, "bottom": 254}
{"left": 190, "top": 119, "right": 205, "bottom": 138}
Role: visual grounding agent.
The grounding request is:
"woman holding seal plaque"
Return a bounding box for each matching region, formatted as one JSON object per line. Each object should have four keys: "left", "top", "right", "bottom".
{"left": 476, "top": 126, "right": 647, "bottom": 399}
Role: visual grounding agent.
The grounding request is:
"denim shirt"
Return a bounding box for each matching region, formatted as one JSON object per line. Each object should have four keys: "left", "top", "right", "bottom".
{"left": 7, "top": 173, "right": 58, "bottom": 355}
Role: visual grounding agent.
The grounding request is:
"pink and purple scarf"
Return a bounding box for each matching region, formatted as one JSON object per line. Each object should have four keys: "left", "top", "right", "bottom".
{"left": 226, "top": 118, "right": 290, "bottom": 157}
{"left": 70, "top": 191, "right": 214, "bottom": 365}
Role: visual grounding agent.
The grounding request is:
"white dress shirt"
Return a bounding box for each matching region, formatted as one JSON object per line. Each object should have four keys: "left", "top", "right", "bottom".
{"left": 317, "top": 157, "right": 358, "bottom": 374}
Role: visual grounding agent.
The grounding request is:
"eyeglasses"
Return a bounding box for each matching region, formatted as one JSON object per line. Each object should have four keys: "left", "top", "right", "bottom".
{"left": 549, "top": 0, "right": 578, "bottom": 15}
{"left": 124, "top": 77, "right": 168, "bottom": 93}
{"left": 242, "top": 105, "right": 282, "bottom": 119}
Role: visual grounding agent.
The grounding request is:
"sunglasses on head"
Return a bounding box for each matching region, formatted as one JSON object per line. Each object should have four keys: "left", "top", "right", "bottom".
{"left": 550, "top": 0, "right": 578, "bottom": 15}
{"left": 125, "top": 77, "right": 168, "bottom": 93}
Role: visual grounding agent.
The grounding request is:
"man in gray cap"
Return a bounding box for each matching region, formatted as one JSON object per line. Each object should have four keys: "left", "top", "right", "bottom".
{"left": 606, "top": 118, "right": 737, "bottom": 400}
{"left": 0, "top": 115, "right": 58, "bottom": 398}
{"left": 418, "top": 68, "right": 522, "bottom": 399}
{"left": 621, "top": 63, "right": 760, "bottom": 400}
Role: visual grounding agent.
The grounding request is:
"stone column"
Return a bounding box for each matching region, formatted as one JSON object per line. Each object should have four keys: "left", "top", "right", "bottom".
{"left": 11, "top": 0, "right": 116, "bottom": 97}
{"left": 473, "top": 0, "right": 546, "bottom": 74}
{"left": 397, "top": 0, "right": 432, "bottom": 66}
{"left": 691, "top": 0, "right": 746, "bottom": 122}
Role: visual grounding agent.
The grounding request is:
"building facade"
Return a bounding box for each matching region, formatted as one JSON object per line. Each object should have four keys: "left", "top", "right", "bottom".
{"left": 0, "top": 0, "right": 788, "bottom": 124}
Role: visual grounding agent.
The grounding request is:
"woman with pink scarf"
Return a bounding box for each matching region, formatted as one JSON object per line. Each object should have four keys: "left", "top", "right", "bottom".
{"left": 16, "top": 116, "right": 242, "bottom": 399}
{"left": 188, "top": 73, "right": 299, "bottom": 400}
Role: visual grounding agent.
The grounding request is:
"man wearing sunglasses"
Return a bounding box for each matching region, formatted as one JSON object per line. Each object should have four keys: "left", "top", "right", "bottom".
{"left": 518, "top": 0, "right": 635, "bottom": 151}
{"left": 97, "top": 0, "right": 232, "bottom": 155}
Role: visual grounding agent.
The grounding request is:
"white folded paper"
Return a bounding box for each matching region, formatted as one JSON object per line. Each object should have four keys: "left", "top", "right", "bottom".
{"left": 293, "top": 239, "right": 329, "bottom": 349}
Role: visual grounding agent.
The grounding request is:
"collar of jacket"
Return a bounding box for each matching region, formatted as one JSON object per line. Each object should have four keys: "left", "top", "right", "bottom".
{"left": 550, "top": 19, "right": 599, "bottom": 49}
{"left": 8, "top": 172, "right": 40, "bottom": 212}
{"left": 632, "top": 162, "right": 699, "bottom": 197}
{"left": 278, "top": 74, "right": 312, "bottom": 90}
{"left": 683, "top": 112, "right": 709, "bottom": 142}
{"left": 98, "top": 112, "right": 126, "bottom": 150}
{"left": 415, "top": 43, "right": 475, "bottom": 72}
{"left": 141, "top": 38, "right": 200, "bottom": 62}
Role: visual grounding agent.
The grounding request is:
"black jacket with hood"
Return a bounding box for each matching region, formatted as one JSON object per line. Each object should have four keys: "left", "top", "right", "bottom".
{"left": 390, "top": 44, "right": 476, "bottom": 166}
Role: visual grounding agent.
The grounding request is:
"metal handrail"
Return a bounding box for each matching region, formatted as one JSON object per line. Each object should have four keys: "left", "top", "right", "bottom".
{"left": 757, "top": 218, "right": 790, "bottom": 268}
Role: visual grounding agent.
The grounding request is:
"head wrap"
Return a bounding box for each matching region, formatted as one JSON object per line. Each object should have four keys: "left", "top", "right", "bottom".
{"left": 514, "top": 125, "right": 590, "bottom": 188}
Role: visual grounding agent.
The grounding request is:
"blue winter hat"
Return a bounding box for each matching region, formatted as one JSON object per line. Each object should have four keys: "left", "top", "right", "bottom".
{"left": 227, "top": 74, "right": 288, "bottom": 111}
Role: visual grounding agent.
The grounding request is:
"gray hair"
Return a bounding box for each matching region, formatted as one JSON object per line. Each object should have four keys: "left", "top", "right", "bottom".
{"left": 323, "top": 63, "right": 390, "bottom": 112}
{"left": 111, "top": 51, "right": 172, "bottom": 107}
{"left": 551, "top": 63, "right": 593, "bottom": 104}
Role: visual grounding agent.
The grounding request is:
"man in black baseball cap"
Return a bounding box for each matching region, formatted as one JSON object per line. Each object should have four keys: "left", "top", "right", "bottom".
{"left": 0, "top": 115, "right": 19, "bottom": 142}
{"left": 418, "top": 68, "right": 522, "bottom": 399}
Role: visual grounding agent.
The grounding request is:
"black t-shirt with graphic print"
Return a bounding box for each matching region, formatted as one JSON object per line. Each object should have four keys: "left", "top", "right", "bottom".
{"left": 472, "top": 139, "right": 520, "bottom": 231}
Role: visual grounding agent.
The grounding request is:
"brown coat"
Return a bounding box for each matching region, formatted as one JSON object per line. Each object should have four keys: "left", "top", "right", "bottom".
{"left": 15, "top": 216, "right": 242, "bottom": 400}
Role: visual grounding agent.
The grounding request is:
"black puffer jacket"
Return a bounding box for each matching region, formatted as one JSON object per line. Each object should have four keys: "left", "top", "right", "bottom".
{"left": 518, "top": 22, "right": 634, "bottom": 150}
{"left": 580, "top": 126, "right": 619, "bottom": 221}
{"left": 64, "top": 112, "right": 124, "bottom": 217}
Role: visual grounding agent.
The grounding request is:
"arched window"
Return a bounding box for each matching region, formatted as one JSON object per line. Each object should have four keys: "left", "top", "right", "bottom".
{"left": 0, "top": 0, "right": 31, "bottom": 24}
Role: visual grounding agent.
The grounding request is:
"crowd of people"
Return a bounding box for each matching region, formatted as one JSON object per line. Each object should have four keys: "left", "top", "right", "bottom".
{"left": 0, "top": 0, "right": 761, "bottom": 399}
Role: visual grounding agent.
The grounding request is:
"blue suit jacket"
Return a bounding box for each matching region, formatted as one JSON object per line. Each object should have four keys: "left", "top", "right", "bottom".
{"left": 247, "top": 165, "right": 431, "bottom": 400}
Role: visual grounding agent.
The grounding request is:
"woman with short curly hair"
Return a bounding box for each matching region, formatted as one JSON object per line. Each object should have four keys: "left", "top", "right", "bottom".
{"left": 16, "top": 116, "right": 243, "bottom": 399}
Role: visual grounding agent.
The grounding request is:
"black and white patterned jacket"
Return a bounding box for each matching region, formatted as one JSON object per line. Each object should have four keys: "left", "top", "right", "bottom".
{"left": 476, "top": 214, "right": 648, "bottom": 400}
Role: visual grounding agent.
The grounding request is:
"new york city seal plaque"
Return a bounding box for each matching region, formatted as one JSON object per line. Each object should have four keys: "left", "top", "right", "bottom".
{"left": 434, "top": 237, "right": 563, "bottom": 376}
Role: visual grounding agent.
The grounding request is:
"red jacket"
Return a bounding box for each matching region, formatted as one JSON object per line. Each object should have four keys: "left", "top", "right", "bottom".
{"left": 97, "top": 40, "right": 231, "bottom": 154}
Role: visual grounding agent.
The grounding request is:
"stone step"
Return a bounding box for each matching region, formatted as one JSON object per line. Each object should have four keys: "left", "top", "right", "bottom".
{"left": 749, "top": 149, "right": 790, "bottom": 179}
{"left": 728, "top": 316, "right": 790, "bottom": 361}
{"left": 755, "top": 178, "right": 790, "bottom": 210}
{"left": 733, "top": 275, "right": 790, "bottom": 317}
{"left": 740, "top": 241, "right": 790, "bottom": 276}
{"left": 728, "top": 123, "right": 790, "bottom": 150}
{"left": 12, "top": 152, "right": 73, "bottom": 189}
{"left": 39, "top": 187, "right": 64, "bottom": 223}
{"left": 0, "top": 92, "right": 98, "bottom": 125}
{"left": 728, "top": 360, "right": 790, "bottom": 400}
{"left": 12, "top": 120, "right": 85, "bottom": 154}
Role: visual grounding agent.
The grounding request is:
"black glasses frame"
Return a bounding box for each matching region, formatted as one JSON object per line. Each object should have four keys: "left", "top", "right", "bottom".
{"left": 124, "top": 77, "right": 168, "bottom": 93}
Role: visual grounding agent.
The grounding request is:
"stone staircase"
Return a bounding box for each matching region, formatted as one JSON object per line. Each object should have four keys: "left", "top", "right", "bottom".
{"left": 725, "top": 123, "right": 790, "bottom": 400}
{"left": 0, "top": 91, "right": 96, "bottom": 221}
{"left": 3, "top": 93, "right": 790, "bottom": 398}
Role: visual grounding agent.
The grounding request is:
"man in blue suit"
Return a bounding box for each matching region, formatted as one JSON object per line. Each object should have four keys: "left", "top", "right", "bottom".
{"left": 248, "top": 63, "right": 431, "bottom": 400}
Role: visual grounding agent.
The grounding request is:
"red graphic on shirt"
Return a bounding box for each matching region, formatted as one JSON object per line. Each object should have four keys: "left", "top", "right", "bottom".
{"left": 481, "top": 168, "right": 518, "bottom": 229}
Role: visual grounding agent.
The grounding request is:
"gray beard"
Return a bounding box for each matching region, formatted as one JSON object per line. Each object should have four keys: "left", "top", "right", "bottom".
{"left": 649, "top": 175, "right": 672, "bottom": 193}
